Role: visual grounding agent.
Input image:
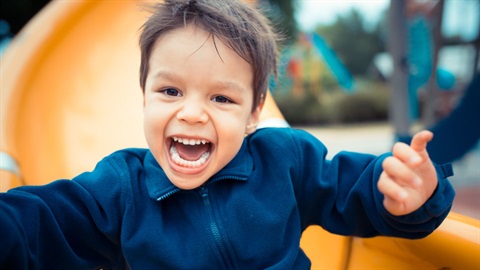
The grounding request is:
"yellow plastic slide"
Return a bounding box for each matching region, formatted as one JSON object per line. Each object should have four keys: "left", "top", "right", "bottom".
{"left": 1, "top": 1, "right": 478, "bottom": 269}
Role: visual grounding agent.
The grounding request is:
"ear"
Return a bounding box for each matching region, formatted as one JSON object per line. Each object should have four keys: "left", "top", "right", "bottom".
{"left": 245, "top": 102, "right": 264, "bottom": 134}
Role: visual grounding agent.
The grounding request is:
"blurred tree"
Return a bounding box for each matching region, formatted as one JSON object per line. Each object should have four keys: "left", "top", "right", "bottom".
{"left": 258, "top": 0, "right": 298, "bottom": 43}
{"left": 315, "top": 9, "right": 385, "bottom": 76}
{"left": 0, "top": 0, "right": 50, "bottom": 35}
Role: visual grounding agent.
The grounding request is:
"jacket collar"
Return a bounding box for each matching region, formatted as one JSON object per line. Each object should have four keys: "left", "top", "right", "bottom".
{"left": 144, "top": 139, "right": 253, "bottom": 201}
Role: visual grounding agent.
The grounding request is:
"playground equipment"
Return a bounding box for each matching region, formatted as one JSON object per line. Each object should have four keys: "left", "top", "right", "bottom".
{"left": 1, "top": 1, "right": 479, "bottom": 269}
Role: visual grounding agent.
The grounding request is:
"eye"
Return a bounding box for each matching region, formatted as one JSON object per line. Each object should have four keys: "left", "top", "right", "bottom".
{"left": 160, "top": 88, "right": 181, "bottom": 97}
{"left": 212, "top": 95, "right": 233, "bottom": 104}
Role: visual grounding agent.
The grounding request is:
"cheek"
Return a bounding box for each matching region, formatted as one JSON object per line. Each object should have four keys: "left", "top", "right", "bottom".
{"left": 143, "top": 115, "right": 169, "bottom": 167}
{"left": 143, "top": 108, "right": 167, "bottom": 145}
{"left": 215, "top": 111, "right": 250, "bottom": 134}
{"left": 215, "top": 113, "right": 250, "bottom": 149}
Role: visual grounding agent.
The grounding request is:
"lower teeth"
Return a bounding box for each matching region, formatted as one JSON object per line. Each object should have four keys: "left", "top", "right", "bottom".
{"left": 170, "top": 146, "right": 210, "bottom": 168}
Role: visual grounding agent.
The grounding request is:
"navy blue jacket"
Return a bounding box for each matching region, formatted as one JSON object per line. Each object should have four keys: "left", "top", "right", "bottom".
{"left": 0, "top": 128, "right": 454, "bottom": 269}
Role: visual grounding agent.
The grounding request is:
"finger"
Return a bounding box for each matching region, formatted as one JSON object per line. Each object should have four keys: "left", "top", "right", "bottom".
{"left": 383, "top": 194, "right": 408, "bottom": 216}
{"left": 377, "top": 171, "right": 409, "bottom": 202}
{"left": 410, "top": 130, "right": 433, "bottom": 153}
{"left": 382, "top": 156, "right": 421, "bottom": 187}
{"left": 392, "top": 142, "right": 423, "bottom": 167}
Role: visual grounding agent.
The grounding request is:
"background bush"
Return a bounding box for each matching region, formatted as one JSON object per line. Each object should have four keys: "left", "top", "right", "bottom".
{"left": 274, "top": 79, "right": 389, "bottom": 125}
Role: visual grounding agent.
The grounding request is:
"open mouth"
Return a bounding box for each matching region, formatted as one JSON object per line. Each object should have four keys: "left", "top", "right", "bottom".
{"left": 169, "top": 137, "right": 212, "bottom": 168}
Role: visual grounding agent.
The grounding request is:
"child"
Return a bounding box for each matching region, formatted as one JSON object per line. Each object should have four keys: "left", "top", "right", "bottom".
{"left": 0, "top": 0, "right": 455, "bottom": 269}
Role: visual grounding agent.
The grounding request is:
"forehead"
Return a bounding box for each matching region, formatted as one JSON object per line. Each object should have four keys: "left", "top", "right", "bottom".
{"left": 150, "top": 24, "right": 245, "bottom": 65}
{"left": 146, "top": 24, "right": 254, "bottom": 92}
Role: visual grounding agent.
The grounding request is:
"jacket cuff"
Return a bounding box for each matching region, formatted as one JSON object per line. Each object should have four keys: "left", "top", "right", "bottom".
{"left": 383, "top": 163, "right": 455, "bottom": 233}
{"left": 423, "top": 163, "right": 455, "bottom": 217}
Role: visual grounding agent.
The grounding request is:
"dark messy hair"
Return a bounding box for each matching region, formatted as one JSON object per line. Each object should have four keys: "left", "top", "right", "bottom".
{"left": 139, "top": 0, "right": 279, "bottom": 111}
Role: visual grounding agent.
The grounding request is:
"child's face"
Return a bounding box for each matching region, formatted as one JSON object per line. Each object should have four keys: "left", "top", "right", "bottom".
{"left": 143, "top": 24, "right": 261, "bottom": 190}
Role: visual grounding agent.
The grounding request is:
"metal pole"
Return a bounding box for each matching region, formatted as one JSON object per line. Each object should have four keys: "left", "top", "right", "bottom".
{"left": 423, "top": 0, "right": 445, "bottom": 127}
{"left": 388, "top": 0, "right": 411, "bottom": 140}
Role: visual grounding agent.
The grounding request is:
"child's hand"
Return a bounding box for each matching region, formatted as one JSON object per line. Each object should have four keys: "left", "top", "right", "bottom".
{"left": 377, "top": 130, "right": 438, "bottom": 216}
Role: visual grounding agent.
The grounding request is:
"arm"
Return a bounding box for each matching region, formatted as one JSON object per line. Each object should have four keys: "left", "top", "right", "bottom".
{"left": 0, "top": 156, "right": 127, "bottom": 269}
{"left": 291, "top": 129, "right": 454, "bottom": 238}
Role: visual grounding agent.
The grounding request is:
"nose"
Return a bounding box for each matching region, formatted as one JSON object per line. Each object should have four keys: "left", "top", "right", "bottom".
{"left": 176, "top": 101, "right": 209, "bottom": 124}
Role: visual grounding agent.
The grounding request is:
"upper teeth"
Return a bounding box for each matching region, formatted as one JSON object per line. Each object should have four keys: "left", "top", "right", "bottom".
{"left": 173, "top": 137, "right": 209, "bottom": 145}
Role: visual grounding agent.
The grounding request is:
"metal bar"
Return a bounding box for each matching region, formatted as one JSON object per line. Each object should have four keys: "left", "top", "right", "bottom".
{"left": 388, "top": 0, "right": 411, "bottom": 140}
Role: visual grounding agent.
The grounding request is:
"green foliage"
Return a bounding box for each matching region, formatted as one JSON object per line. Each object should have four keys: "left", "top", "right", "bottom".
{"left": 275, "top": 91, "right": 332, "bottom": 125}
{"left": 274, "top": 79, "right": 389, "bottom": 125}
{"left": 260, "top": 0, "right": 298, "bottom": 43}
{"left": 255, "top": 2, "right": 390, "bottom": 125}
{"left": 335, "top": 91, "right": 388, "bottom": 123}
{"left": 314, "top": 9, "right": 385, "bottom": 76}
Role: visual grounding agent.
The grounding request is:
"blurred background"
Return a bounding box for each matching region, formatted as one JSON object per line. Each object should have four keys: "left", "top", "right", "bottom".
{"left": 1, "top": 0, "right": 479, "bottom": 218}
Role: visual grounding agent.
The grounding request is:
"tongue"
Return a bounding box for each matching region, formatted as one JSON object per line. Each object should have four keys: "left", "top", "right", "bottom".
{"left": 174, "top": 142, "right": 210, "bottom": 161}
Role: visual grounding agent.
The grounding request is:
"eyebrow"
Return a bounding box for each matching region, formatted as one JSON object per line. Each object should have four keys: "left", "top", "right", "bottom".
{"left": 213, "top": 80, "right": 249, "bottom": 94}
{"left": 149, "top": 70, "right": 179, "bottom": 82}
{"left": 150, "top": 70, "right": 249, "bottom": 94}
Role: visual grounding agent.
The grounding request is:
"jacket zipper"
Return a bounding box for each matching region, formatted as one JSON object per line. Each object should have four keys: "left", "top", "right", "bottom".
{"left": 199, "top": 186, "right": 235, "bottom": 269}
{"left": 156, "top": 188, "right": 180, "bottom": 201}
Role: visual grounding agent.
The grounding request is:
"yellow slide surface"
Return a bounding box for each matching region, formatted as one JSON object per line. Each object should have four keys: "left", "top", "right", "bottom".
{"left": 1, "top": 1, "right": 478, "bottom": 269}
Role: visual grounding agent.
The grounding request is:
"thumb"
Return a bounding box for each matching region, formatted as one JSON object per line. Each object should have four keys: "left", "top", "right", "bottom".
{"left": 410, "top": 130, "right": 433, "bottom": 153}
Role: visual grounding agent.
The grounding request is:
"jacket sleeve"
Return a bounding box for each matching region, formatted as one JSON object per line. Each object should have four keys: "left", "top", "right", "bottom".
{"left": 290, "top": 129, "right": 455, "bottom": 238}
{"left": 0, "top": 155, "right": 129, "bottom": 269}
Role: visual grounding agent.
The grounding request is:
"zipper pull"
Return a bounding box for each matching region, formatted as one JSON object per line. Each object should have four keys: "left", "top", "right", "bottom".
{"left": 199, "top": 186, "right": 208, "bottom": 197}
{"left": 199, "top": 186, "right": 211, "bottom": 206}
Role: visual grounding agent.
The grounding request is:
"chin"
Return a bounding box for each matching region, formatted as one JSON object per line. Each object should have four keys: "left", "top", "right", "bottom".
{"left": 169, "top": 175, "right": 208, "bottom": 190}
